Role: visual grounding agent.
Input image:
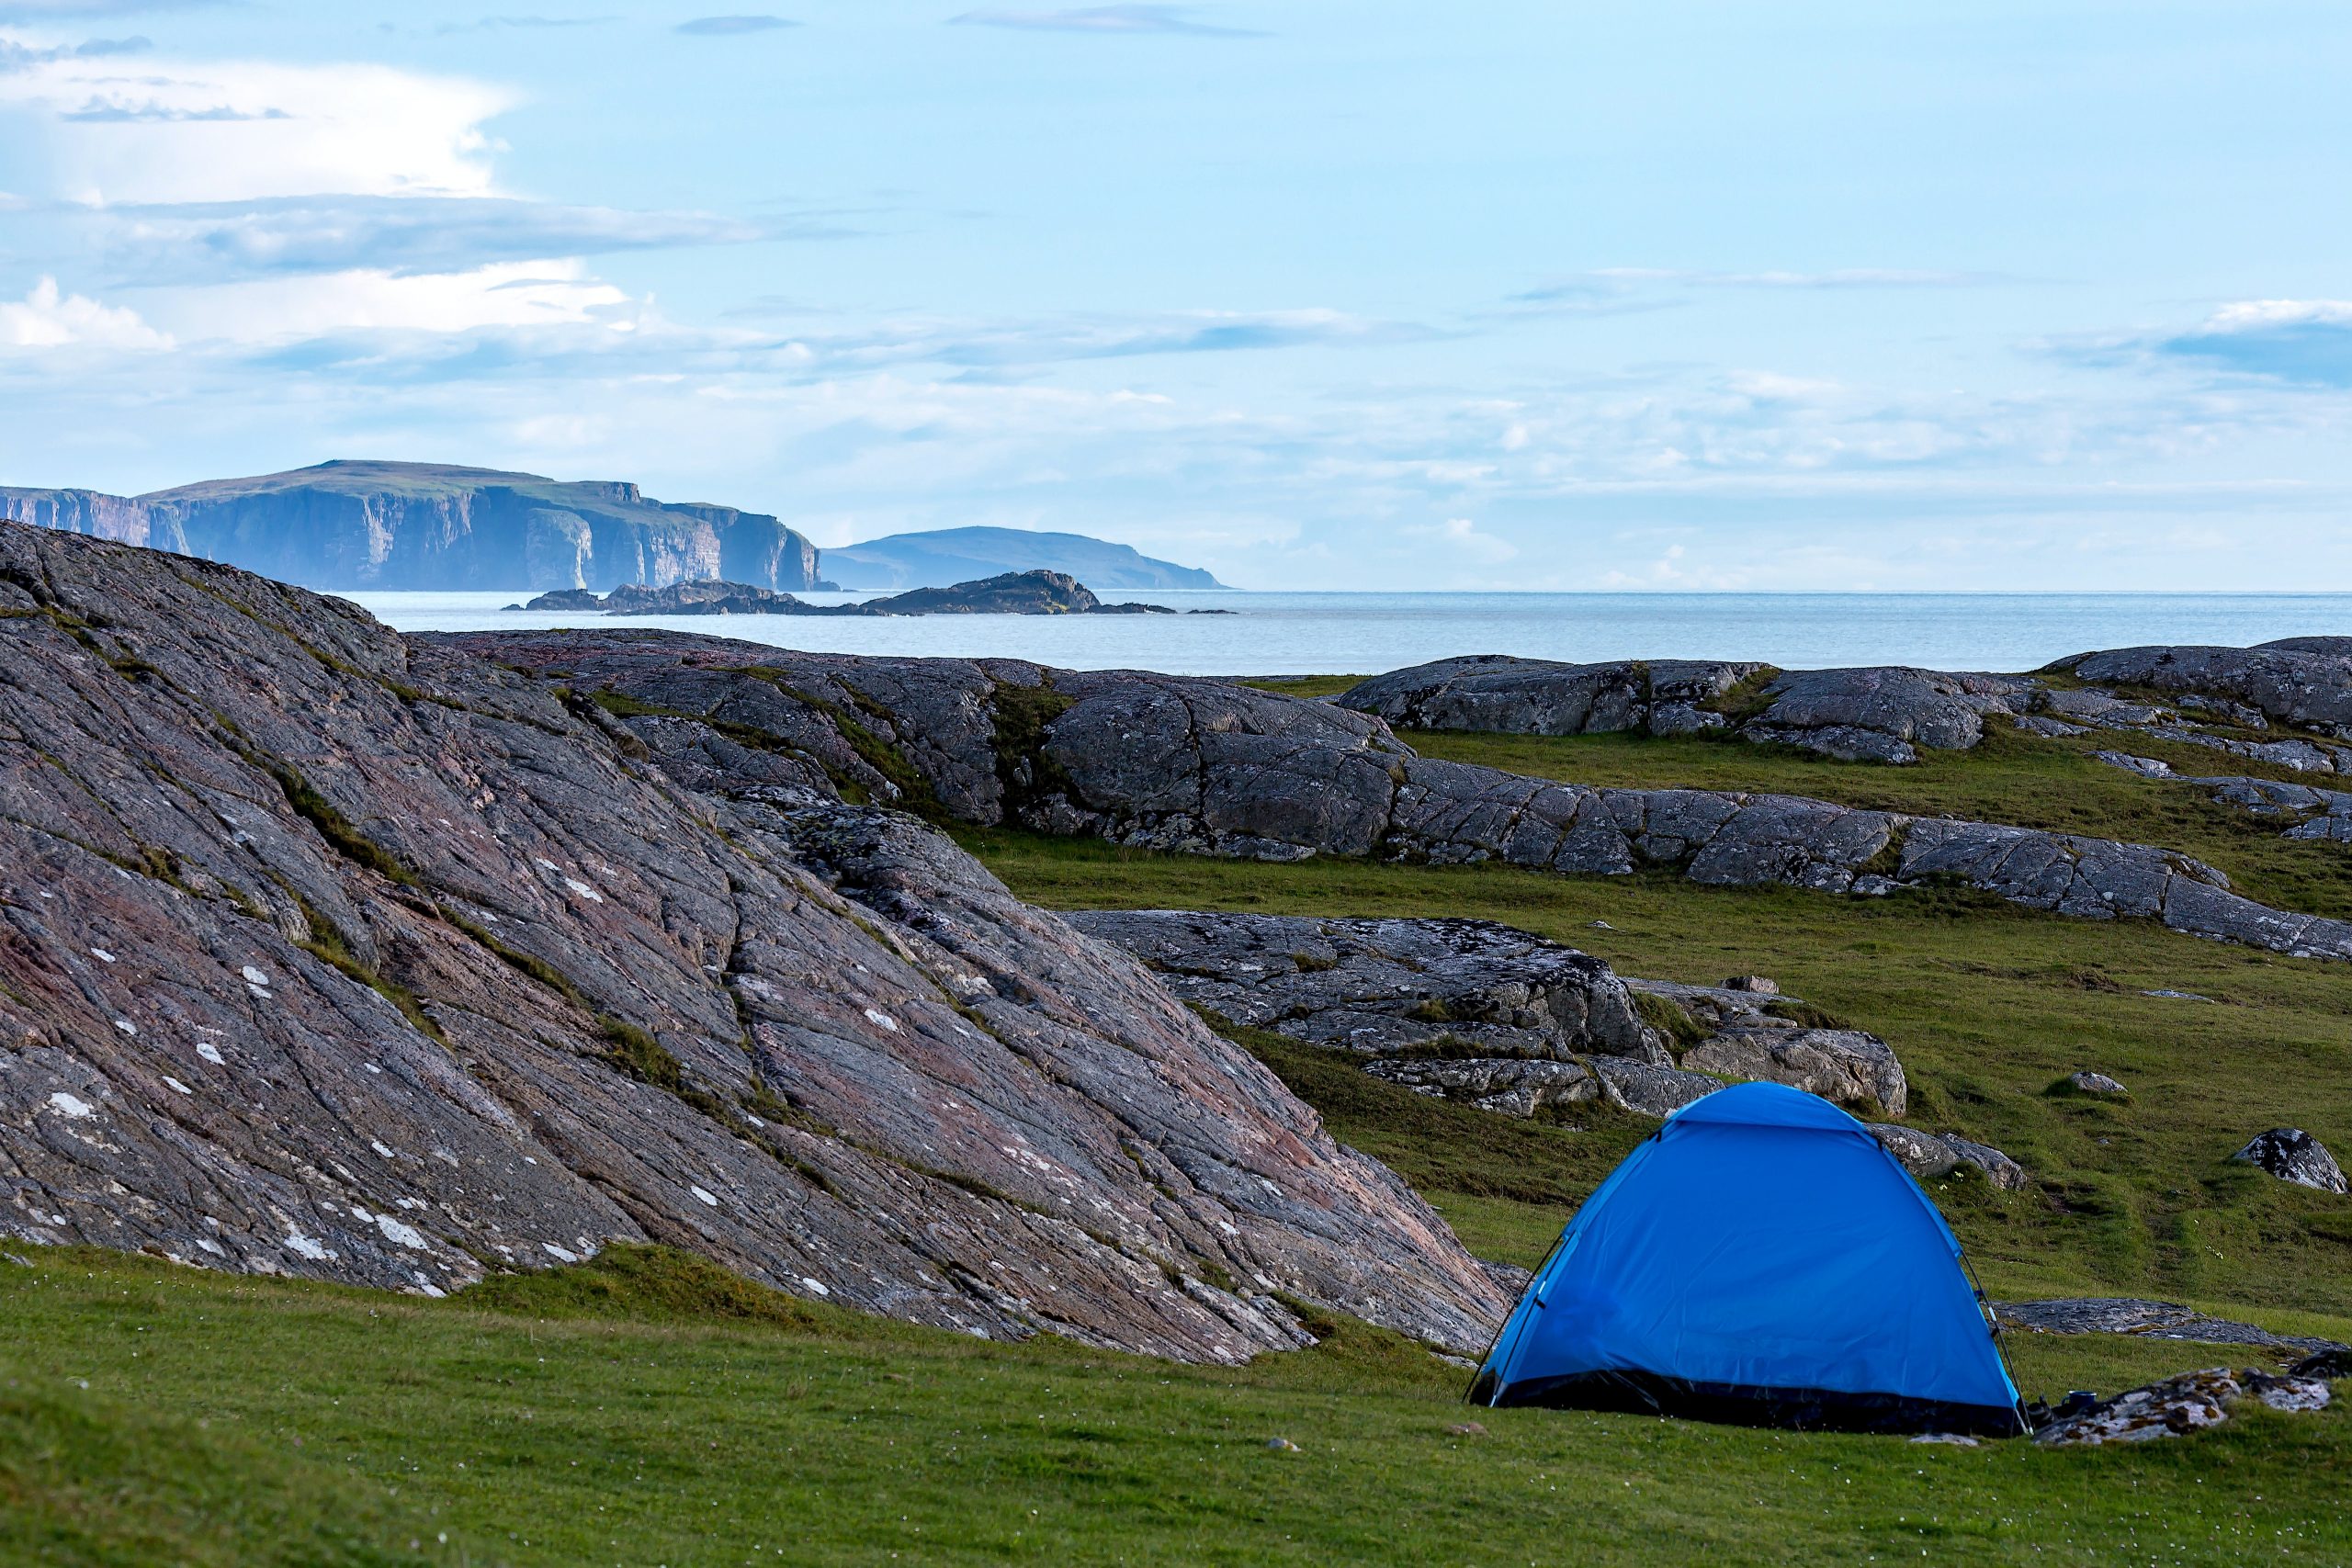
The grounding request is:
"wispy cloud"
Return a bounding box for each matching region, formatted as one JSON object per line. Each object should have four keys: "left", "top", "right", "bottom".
{"left": 2150, "top": 300, "right": 2352, "bottom": 389}
{"left": 61, "top": 98, "right": 289, "bottom": 120}
{"left": 1512, "top": 267, "right": 2007, "bottom": 307}
{"left": 78, "top": 194, "right": 842, "bottom": 285}
{"left": 0, "top": 33, "right": 149, "bottom": 71}
{"left": 435, "top": 15, "right": 618, "bottom": 34}
{"left": 948, "top": 6, "right": 1261, "bottom": 37}
{"left": 674, "top": 14, "right": 796, "bottom": 35}
{"left": 0, "top": 275, "right": 169, "bottom": 351}
{"left": 0, "top": 0, "right": 211, "bottom": 17}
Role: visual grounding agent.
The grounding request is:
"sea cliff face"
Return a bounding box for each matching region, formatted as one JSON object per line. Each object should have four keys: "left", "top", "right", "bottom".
{"left": 0, "top": 461, "right": 822, "bottom": 593}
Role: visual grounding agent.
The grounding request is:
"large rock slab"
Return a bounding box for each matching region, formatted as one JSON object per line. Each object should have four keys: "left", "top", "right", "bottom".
{"left": 2057, "top": 644, "right": 2352, "bottom": 739}
{"left": 0, "top": 519, "right": 1510, "bottom": 1361}
{"left": 1742, "top": 667, "right": 2041, "bottom": 762}
{"left": 1996, "top": 1298, "right": 2348, "bottom": 1355}
{"left": 1336, "top": 655, "right": 1765, "bottom": 738}
{"left": 1683, "top": 1028, "right": 1906, "bottom": 1116}
{"left": 1055, "top": 911, "right": 1667, "bottom": 1064}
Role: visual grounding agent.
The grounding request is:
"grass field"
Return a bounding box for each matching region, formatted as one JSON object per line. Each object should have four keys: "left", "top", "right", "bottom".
{"left": 7, "top": 709, "right": 2351, "bottom": 1564}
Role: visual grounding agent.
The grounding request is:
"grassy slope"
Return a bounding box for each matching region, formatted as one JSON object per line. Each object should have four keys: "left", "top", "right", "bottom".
{"left": 3, "top": 1247, "right": 2345, "bottom": 1568}
{"left": 11, "top": 710, "right": 2352, "bottom": 1564}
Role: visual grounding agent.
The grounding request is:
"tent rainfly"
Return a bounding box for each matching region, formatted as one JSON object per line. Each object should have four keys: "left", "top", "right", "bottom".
{"left": 1469, "top": 1082, "right": 2029, "bottom": 1437}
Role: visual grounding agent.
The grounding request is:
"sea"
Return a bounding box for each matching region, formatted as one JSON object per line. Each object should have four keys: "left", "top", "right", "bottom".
{"left": 346, "top": 590, "right": 2352, "bottom": 678}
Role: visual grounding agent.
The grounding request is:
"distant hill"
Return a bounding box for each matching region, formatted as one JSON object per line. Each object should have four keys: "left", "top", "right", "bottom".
{"left": 0, "top": 460, "right": 823, "bottom": 592}
{"left": 823, "top": 525, "right": 1226, "bottom": 592}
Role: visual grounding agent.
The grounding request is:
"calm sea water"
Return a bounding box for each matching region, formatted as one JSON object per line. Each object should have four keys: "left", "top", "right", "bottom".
{"left": 345, "top": 590, "right": 2352, "bottom": 678}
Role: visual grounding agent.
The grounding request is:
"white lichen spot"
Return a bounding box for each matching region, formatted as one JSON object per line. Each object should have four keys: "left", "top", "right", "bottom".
{"left": 863, "top": 1008, "right": 899, "bottom": 1033}
{"left": 195, "top": 1041, "right": 224, "bottom": 1064}
{"left": 194, "top": 1236, "right": 224, "bottom": 1257}
{"left": 375, "top": 1213, "right": 428, "bottom": 1250}
{"left": 90, "top": 947, "right": 117, "bottom": 964}
{"left": 562, "top": 877, "right": 604, "bottom": 903}
{"left": 247, "top": 985, "right": 272, "bottom": 1000}
{"left": 690, "top": 1184, "right": 719, "bottom": 1208}
{"left": 542, "top": 1241, "right": 580, "bottom": 1262}
{"left": 799, "top": 1277, "right": 831, "bottom": 1297}
{"left": 241, "top": 965, "right": 270, "bottom": 987}
{"left": 163, "top": 1077, "right": 193, "bottom": 1097}
{"left": 284, "top": 1231, "right": 333, "bottom": 1262}
{"left": 113, "top": 1019, "right": 137, "bottom": 1037}
{"left": 46, "top": 1092, "right": 96, "bottom": 1120}
{"left": 370, "top": 1140, "right": 397, "bottom": 1158}
{"left": 1216, "top": 1220, "right": 1239, "bottom": 1236}
{"left": 363, "top": 1062, "right": 382, "bottom": 1074}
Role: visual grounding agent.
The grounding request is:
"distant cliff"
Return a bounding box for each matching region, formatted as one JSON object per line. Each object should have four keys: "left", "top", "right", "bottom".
{"left": 0, "top": 460, "right": 823, "bottom": 593}
{"left": 823, "top": 525, "right": 1225, "bottom": 592}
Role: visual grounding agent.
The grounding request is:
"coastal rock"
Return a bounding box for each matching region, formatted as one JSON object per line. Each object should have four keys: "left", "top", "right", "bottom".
{"left": 1744, "top": 666, "right": 2041, "bottom": 761}
{"left": 2230, "top": 1129, "right": 2349, "bottom": 1193}
{"left": 1589, "top": 1056, "right": 1723, "bottom": 1116}
{"left": 0, "top": 518, "right": 1508, "bottom": 1361}
{"left": 821, "top": 525, "right": 1225, "bottom": 592}
{"left": 2091, "top": 752, "right": 2352, "bottom": 840}
{"left": 517, "top": 570, "right": 1163, "bottom": 618}
{"left": 1336, "top": 656, "right": 1766, "bottom": 738}
{"left": 2056, "top": 645, "right": 2352, "bottom": 739}
{"left": 435, "top": 632, "right": 2352, "bottom": 964}
{"left": 1056, "top": 911, "right": 1668, "bottom": 1064}
{"left": 871, "top": 570, "right": 1165, "bottom": 615}
{"left": 2034, "top": 1367, "right": 2331, "bottom": 1447}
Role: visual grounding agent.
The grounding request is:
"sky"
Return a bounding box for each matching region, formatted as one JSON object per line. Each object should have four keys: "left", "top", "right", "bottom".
{"left": 2, "top": 2, "right": 2350, "bottom": 590}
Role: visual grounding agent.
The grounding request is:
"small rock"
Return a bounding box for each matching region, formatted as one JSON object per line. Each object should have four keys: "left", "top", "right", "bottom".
{"left": 1444, "top": 1421, "right": 1487, "bottom": 1437}
{"left": 2036, "top": 1366, "right": 2332, "bottom": 1447}
{"left": 2230, "top": 1128, "right": 2348, "bottom": 1193}
{"left": 1907, "top": 1432, "right": 1978, "bottom": 1447}
{"left": 2290, "top": 1348, "right": 2352, "bottom": 1380}
{"left": 2064, "top": 1070, "right": 2129, "bottom": 1097}
{"left": 2141, "top": 989, "right": 2211, "bottom": 1001}
{"left": 1264, "top": 1437, "right": 1300, "bottom": 1452}
{"left": 1721, "top": 976, "right": 1778, "bottom": 994}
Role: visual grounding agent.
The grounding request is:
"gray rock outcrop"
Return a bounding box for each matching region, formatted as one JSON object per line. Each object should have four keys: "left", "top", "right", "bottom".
{"left": 2093, "top": 752, "right": 2352, "bottom": 840}
{"left": 1055, "top": 911, "right": 1668, "bottom": 1064}
{"left": 2231, "top": 1129, "right": 2348, "bottom": 1193}
{"left": 432, "top": 631, "right": 2352, "bottom": 965}
{"left": 2057, "top": 644, "right": 2352, "bottom": 739}
{"left": 2062, "top": 1070, "right": 2129, "bottom": 1097}
{"left": 1868, "top": 1125, "right": 2029, "bottom": 1190}
{"left": 2034, "top": 1367, "right": 2331, "bottom": 1447}
{"left": 1739, "top": 667, "right": 2041, "bottom": 763}
{"left": 1337, "top": 656, "right": 1766, "bottom": 739}
{"left": 0, "top": 518, "right": 1509, "bottom": 1361}
{"left": 1683, "top": 1029, "right": 1906, "bottom": 1117}
{"left": 1996, "top": 1298, "right": 2348, "bottom": 1355}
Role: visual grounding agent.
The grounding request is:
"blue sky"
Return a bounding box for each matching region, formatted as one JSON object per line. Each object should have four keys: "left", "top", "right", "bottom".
{"left": 2, "top": 1, "right": 2349, "bottom": 589}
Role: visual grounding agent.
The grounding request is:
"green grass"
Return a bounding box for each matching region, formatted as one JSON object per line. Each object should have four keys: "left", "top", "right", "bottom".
{"left": 3, "top": 1246, "right": 2346, "bottom": 1567}
{"left": 957, "top": 827, "right": 2352, "bottom": 1319}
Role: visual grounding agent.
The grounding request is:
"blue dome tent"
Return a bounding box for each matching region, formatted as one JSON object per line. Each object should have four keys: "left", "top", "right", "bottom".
{"left": 1469, "top": 1082, "right": 2028, "bottom": 1437}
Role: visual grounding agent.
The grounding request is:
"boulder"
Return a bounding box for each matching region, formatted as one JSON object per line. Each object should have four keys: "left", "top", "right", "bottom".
{"left": 1057, "top": 911, "right": 1668, "bottom": 1064}
{"left": 1742, "top": 667, "right": 2042, "bottom": 761}
{"left": 1868, "top": 1125, "right": 2029, "bottom": 1190}
{"left": 1723, "top": 975, "right": 1779, "bottom": 994}
{"left": 2230, "top": 1129, "right": 2349, "bottom": 1193}
{"left": 1588, "top": 1056, "right": 1723, "bottom": 1117}
{"left": 1682, "top": 1028, "right": 1907, "bottom": 1117}
{"left": 2063, "top": 1070, "right": 2129, "bottom": 1097}
{"left": 2057, "top": 645, "right": 2352, "bottom": 739}
{"left": 2035, "top": 1367, "right": 2331, "bottom": 1447}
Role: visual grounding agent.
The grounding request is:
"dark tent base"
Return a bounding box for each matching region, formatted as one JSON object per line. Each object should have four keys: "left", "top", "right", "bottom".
{"left": 1470, "top": 1368, "right": 2029, "bottom": 1438}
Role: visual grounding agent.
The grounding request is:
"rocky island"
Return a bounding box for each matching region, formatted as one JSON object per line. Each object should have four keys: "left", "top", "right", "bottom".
{"left": 510, "top": 569, "right": 1180, "bottom": 616}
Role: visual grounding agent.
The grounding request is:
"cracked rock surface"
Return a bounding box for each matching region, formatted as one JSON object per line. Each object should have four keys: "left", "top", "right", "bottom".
{"left": 2230, "top": 1128, "right": 2348, "bottom": 1193}
{"left": 2034, "top": 1366, "right": 2332, "bottom": 1447}
{"left": 0, "top": 520, "right": 1509, "bottom": 1360}
{"left": 1996, "top": 1298, "right": 2348, "bottom": 1355}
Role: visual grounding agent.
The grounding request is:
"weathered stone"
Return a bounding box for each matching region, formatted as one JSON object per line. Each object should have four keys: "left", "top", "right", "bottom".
{"left": 1057, "top": 911, "right": 1668, "bottom": 1065}
{"left": 1363, "top": 1057, "right": 1598, "bottom": 1118}
{"left": 2064, "top": 1070, "right": 2129, "bottom": 1097}
{"left": 0, "top": 520, "right": 1510, "bottom": 1362}
{"left": 1589, "top": 1056, "right": 1722, "bottom": 1117}
{"left": 1336, "top": 656, "right": 1766, "bottom": 738}
{"left": 1747, "top": 667, "right": 2042, "bottom": 757}
{"left": 2035, "top": 1367, "right": 2330, "bottom": 1446}
{"left": 2291, "top": 1348, "right": 2352, "bottom": 1378}
{"left": 2230, "top": 1129, "right": 2348, "bottom": 1193}
{"left": 1722, "top": 975, "right": 1778, "bottom": 994}
{"left": 1868, "top": 1125, "right": 2029, "bottom": 1190}
{"left": 1996, "top": 1298, "right": 2348, "bottom": 1355}
{"left": 1682, "top": 1028, "right": 1906, "bottom": 1116}
{"left": 2059, "top": 645, "right": 2352, "bottom": 739}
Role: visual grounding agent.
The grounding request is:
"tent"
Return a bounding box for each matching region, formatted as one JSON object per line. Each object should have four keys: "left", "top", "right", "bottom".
{"left": 1468, "top": 1082, "right": 2028, "bottom": 1436}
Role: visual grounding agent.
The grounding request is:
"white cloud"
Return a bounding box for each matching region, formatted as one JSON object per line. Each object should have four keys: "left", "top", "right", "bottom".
{"left": 1405, "top": 515, "right": 1516, "bottom": 563}
{"left": 0, "top": 274, "right": 168, "bottom": 348}
{"left": 152, "top": 259, "right": 634, "bottom": 343}
{"left": 0, "top": 50, "right": 510, "bottom": 202}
